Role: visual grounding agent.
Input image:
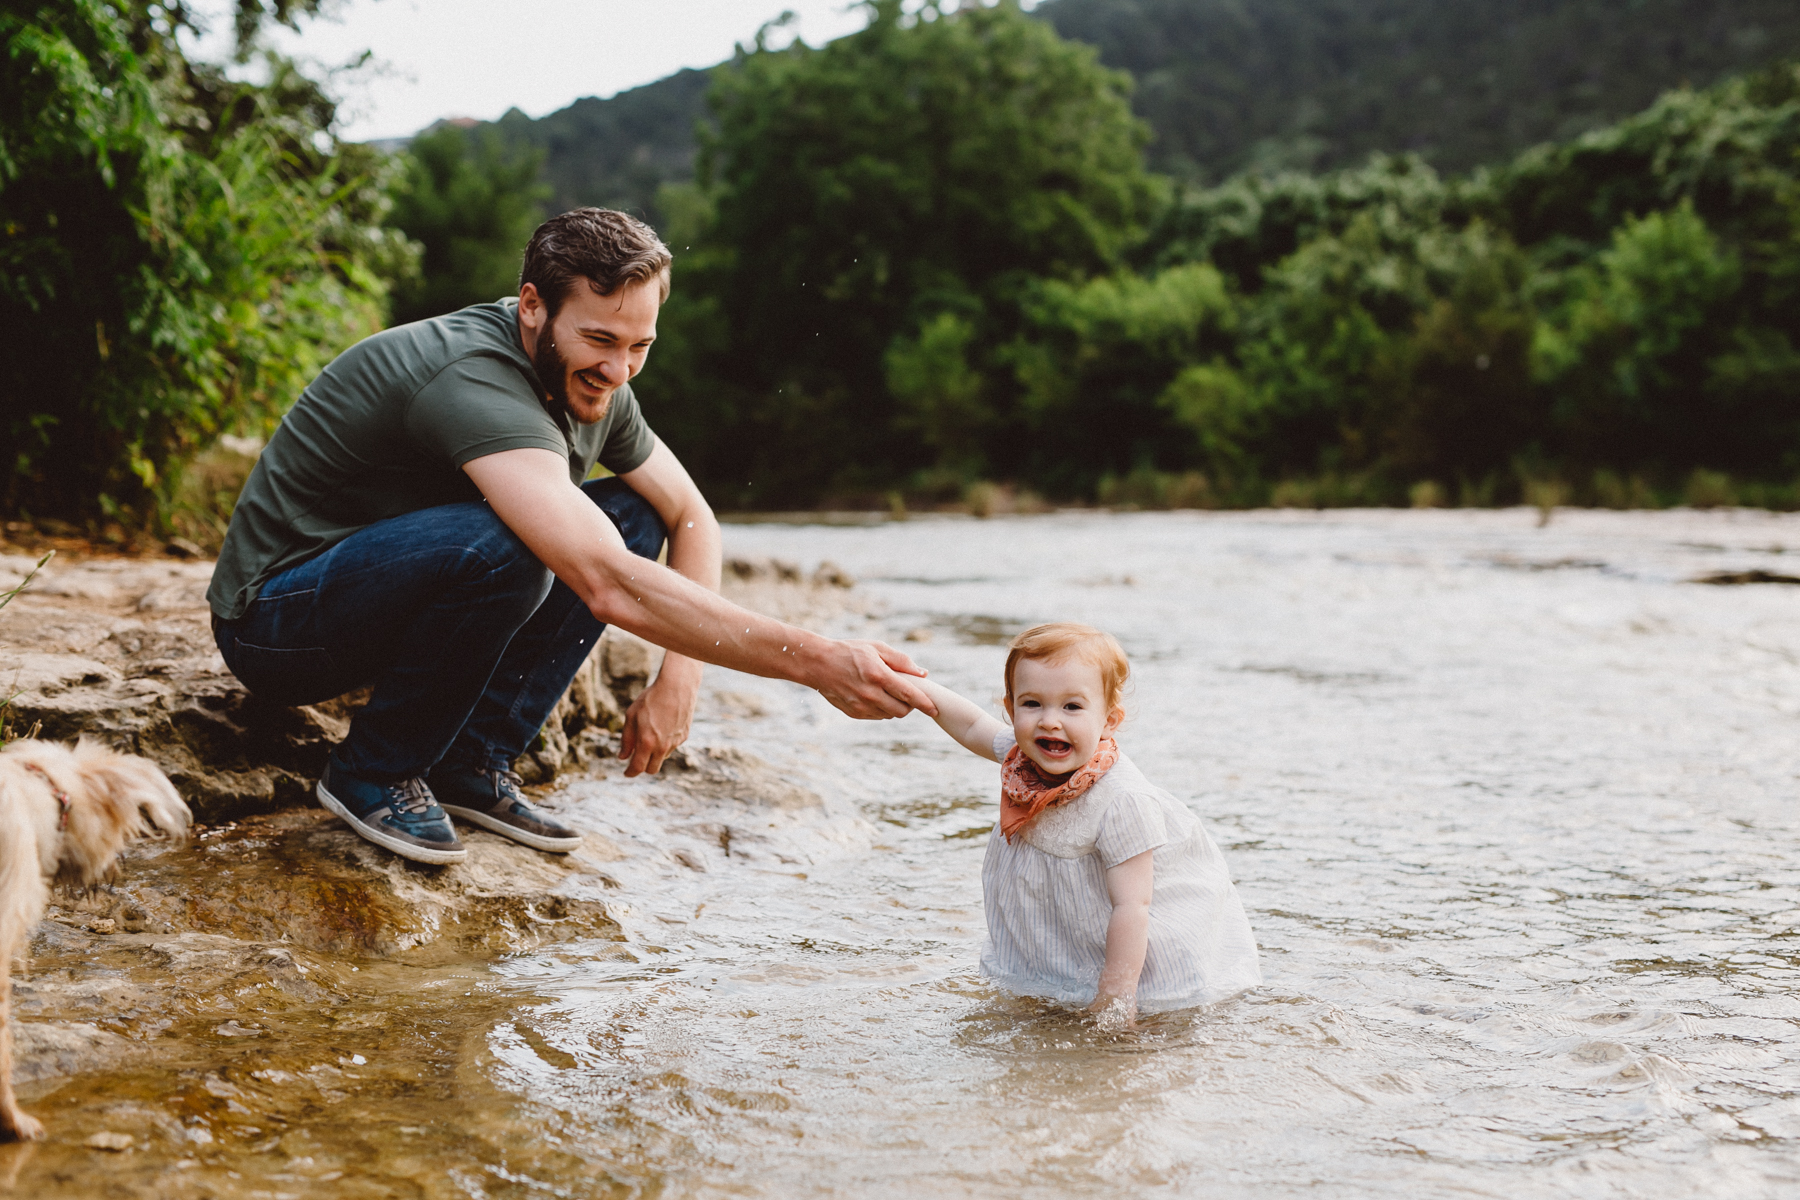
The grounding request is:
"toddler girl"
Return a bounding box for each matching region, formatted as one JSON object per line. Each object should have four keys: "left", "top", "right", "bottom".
{"left": 920, "top": 622, "right": 1260, "bottom": 1019}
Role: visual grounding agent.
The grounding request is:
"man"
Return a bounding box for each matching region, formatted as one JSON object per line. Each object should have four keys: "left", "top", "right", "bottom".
{"left": 207, "top": 208, "right": 934, "bottom": 864}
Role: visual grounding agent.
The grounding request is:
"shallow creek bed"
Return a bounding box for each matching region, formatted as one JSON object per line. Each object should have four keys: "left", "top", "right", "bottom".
{"left": 3, "top": 509, "right": 1800, "bottom": 1198}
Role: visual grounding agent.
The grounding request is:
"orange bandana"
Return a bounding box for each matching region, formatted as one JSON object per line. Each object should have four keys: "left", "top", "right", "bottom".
{"left": 998, "top": 736, "right": 1119, "bottom": 842}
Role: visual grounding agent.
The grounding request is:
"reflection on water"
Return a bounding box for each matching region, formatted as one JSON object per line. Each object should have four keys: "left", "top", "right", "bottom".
{"left": 13, "top": 509, "right": 1800, "bottom": 1197}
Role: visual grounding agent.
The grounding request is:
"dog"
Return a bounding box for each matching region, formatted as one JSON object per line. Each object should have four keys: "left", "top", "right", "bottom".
{"left": 0, "top": 739, "right": 190, "bottom": 1141}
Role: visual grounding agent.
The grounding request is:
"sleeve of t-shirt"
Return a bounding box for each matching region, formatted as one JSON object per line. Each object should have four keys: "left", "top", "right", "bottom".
{"left": 991, "top": 728, "right": 1017, "bottom": 760}
{"left": 1095, "top": 791, "right": 1171, "bottom": 869}
{"left": 595, "top": 384, "right": 657, "bottom": 475}
{"left": 404, "top": 355, "right": 567, "bottom": 469}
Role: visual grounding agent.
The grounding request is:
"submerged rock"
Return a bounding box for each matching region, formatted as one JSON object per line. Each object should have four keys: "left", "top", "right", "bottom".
{"left": 14, "top": 813, "right": 629, "bottom": 1090}
{"left": 1692, "top": 568, "right": 1800, "bottom": 585}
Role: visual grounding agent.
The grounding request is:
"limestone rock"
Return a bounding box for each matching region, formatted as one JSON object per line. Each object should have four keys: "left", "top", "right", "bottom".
{"left": 49, "top": 809, "right": 623, "bottom": 961}
{"left": 11, "top": 1023, "right": 132, "bottom": 1085}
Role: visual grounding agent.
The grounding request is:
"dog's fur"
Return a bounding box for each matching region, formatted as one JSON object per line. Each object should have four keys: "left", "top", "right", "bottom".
{"left": 0, "top": 739, "right": 190, "bottom": 1141}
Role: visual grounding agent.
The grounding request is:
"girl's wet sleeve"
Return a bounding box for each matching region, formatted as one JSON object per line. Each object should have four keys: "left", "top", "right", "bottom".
{"left": 1095, "top": 793, "right": 1171, "bottom": 869}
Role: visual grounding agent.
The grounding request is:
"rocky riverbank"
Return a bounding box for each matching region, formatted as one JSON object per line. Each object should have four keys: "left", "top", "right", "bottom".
{"left": 0, "top": 547, "right": 872, "bottom": 1187}
{"left": 0, "top": 549, "right": 863, "bottom": 818}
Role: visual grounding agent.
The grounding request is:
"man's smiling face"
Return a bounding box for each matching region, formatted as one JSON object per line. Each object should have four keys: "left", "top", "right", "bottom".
{"left": 519, "top": 276, "right": 660, "bottom": 424}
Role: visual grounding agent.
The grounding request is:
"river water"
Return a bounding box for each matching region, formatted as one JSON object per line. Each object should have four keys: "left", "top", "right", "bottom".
{"left": 19, "top": 508, "right": 1800, "bottom": 1197}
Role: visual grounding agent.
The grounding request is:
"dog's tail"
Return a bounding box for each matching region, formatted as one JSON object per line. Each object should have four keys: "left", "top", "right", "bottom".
{"left": 57, "top": 740, "right": 192, "bottom": 886}
{"left": 73, "top": 739, "right": 191, "bottom": 836}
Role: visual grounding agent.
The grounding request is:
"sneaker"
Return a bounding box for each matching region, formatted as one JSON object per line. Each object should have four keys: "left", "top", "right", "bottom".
{"left": 428, "top": 762, "right": 583, "bottom": 853}
{"left": 316, "top": 758, "right": 467, "bottom": 865}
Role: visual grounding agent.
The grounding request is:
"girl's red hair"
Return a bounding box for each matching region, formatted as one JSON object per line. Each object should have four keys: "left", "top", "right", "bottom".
{"left": 1003, "top": 622, "right": 1130, "bottom": 715}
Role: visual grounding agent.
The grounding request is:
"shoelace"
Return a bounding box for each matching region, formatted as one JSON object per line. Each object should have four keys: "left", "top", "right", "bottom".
{"left": 388, "top": 776, "right": 437, "bottom": 816}
{"left": 486, "top": 769, "right": 530, "bottom": 806}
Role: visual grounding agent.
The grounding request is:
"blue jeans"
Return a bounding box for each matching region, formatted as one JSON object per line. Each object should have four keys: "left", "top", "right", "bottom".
{"left": 213, "top": 478, "right": 667, "bottom": 782}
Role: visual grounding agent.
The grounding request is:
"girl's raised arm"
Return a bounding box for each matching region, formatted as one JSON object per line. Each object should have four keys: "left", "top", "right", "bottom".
{"left": 918, "top": 679, "right": 1008, "bottom": 761}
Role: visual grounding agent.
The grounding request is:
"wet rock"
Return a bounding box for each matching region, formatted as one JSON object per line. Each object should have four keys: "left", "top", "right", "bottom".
{"left": 1692, "top": 568, "right": 1800, "bottom": 585}
{"left": 0, "top": 546, "right": 854, "bottom": 1104}
{"left": 14, "top": 807, "right": 630, "bottom": 1088}
{"left": 714, "top": 556, "right": 874, "bottom": 628}
{"left": 727, "top": 555, "right": 801, "bottom": 583}
{"left": 12, "top": 1023, "right": 131, "bottom": 1085}
{"left": 655, "top": 744, "right": 824, "bottom": 810}
{"left": 813, "top": 561, "right": 855, "bottom": 589}
{"left": 49, "top": 809, "right": 624, "bottom": 961}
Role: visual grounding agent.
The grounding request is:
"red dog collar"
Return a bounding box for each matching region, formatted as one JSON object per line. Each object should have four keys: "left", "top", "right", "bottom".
{"left": 20, "top": 762, "right": 71, "bottom": 831}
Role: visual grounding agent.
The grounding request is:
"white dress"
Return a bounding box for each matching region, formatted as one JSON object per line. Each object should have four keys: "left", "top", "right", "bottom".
{"left": 980, "top": 730, "right": 1262, "bottom": 1012}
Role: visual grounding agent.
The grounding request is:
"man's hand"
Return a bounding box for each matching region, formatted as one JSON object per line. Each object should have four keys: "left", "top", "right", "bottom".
{"left": 618, "top": 657, "right": 698, "bottom": 776}
{"left": 811, "top": 640, "right": 937, "bottom": 719}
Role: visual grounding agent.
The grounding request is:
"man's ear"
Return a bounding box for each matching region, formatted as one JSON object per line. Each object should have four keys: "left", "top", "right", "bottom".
{"left": 518, "top": 283, "right": 546, "bottom": 332}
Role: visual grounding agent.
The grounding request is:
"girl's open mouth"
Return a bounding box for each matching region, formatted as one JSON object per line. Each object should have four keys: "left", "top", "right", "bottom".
{"left": 1036, "top": 738, "right": 1072, "bottom": 755}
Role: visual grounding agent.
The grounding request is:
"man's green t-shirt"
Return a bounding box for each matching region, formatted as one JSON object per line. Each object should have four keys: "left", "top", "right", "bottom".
{"left": 207, "top": 299, "right": 656, "bottom": 620}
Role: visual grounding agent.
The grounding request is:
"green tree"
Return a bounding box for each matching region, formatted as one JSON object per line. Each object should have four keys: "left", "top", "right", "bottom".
{"left": 1006, "top": 263, "right": 1235, "bottom": 493}
{"left": 384, "top": 123, "right": 547, "bottom": 325}
{"left": 0, "top": 0, "right": 412, "bottom": 526}
{"left": 1533, "top": 203, "right": 1747, "bottom": 467}
{"left": 1169, "top": 209, "right": 1536, "bottom": 494}
{"left": 884, "top": 311, "right": 989, "bottom": 472}
{"left": 668, "top": 0, "right": 1158, "bottom": 504}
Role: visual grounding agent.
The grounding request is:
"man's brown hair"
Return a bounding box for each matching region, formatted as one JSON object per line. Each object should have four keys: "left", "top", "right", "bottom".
{"left": 520, "top": 207, "right": 672, "bottom": 315}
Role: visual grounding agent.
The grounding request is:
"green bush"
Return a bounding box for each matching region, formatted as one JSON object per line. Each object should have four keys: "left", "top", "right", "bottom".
{"left": 0, "top": 1, "right": 412, "bottom": 527}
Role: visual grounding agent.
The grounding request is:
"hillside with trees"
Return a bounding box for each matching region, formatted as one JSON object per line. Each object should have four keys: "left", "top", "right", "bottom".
{"left": 483, "top": 0, "right": 1800, "bottom": 219}
{"left": 489, "top": 68, "right": 712, "bottom": 226}
{"left": 1038, "top": 0, "right": 1800, "bottom": 178}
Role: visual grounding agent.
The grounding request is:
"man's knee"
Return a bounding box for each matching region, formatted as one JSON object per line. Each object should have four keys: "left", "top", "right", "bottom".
{"left": 581, "top": 477, "right": 668, "bottom": 561}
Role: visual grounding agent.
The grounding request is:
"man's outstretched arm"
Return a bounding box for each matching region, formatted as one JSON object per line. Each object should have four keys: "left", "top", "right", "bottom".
{"left": 464, "top": 446, "right": 938, "bottom": 722}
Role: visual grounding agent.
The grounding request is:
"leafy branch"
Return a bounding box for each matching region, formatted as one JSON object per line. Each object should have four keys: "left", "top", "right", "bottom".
{"left": 0, "top": 550, "right": 54, "bottom": 612}
{"left": 0, "top": 550, "right": 53, "bottom": 746}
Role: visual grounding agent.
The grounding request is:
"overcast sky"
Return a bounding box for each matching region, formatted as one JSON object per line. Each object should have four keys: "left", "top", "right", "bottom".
{"left": 182, "top": 1, "right": 896, "bottom": 142}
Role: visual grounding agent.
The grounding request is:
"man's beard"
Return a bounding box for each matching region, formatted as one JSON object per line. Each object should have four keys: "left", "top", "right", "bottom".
{"left": 532, "top": 335, "right": 610, "bottom": 427}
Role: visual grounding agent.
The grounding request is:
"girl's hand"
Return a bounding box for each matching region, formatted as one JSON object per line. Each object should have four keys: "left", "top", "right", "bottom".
{"left": 1088, "top": 991, "right": 1138, "bottom": 1031}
